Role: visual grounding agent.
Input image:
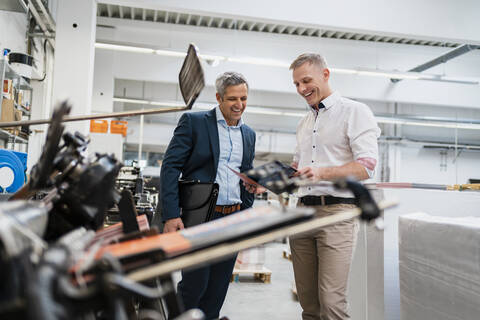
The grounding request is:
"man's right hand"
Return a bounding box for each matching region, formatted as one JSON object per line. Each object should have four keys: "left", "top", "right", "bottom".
{"left": 163, "top": 217, "right": 184, "bottom": 233}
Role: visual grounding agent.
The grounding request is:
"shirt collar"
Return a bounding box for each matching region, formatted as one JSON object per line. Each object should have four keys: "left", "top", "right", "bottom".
{"left": 309, "top": 91, "right": 340, "bottom": 114}
{"left": 322, "top": 91, "right": 340, "bottom": 110}
{"left": 216, "top": 106, "right": 243, "bottom": 128}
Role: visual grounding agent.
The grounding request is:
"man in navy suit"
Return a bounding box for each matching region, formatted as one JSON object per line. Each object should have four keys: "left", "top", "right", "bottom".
{"left": 160, "top": 71, "right": 261, "bottom": 319}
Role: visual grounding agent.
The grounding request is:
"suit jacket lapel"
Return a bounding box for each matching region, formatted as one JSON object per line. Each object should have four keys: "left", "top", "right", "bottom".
{"left": 240, "top": 125, "right": 250, "bottom": 170}
{"left": 205, "top": 108, "right": 220, "bottom": 173}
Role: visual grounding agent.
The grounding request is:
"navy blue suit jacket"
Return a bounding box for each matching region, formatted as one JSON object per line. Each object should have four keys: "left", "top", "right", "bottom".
{"left": 160, "top": 108, "right": 256, "bottom": 221}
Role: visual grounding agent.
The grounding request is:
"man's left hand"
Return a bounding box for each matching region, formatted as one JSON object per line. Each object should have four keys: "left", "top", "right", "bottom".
{"left": 243, "top": 181, "right": 267, "bottom": 194}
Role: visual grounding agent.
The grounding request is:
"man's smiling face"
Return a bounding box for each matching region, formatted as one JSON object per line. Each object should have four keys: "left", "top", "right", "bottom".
{"left": 292, "top": 62, "right": 331, "bottom": 107}
{"left": 217, "top": 84, "right": 248, "bottom": 126}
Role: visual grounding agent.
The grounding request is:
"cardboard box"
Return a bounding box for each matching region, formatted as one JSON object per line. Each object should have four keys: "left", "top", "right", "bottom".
{"left": 1, "top": 98, "right": 15, "bottom": 122}
{"left": 15, "top": 109, "right": 22, "bottom": 121}
{"left": 1, "top": 99, "right": 22, "bottom": 133}
{"left": 16, "top": 91, "right": 23, "bottom": 107}
{"left": 15, "top": 109, "right": 22, "bottom": 133}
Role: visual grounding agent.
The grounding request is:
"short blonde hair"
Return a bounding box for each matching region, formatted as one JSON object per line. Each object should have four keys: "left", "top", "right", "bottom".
{"left": 289, "top": 53, "right": 328, "bottom": 70}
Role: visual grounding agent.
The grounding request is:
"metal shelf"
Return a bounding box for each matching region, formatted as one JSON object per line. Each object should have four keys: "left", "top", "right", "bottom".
{"left": 1, "top": 60, "right": 33, "bottom": 91}
{"left": 0, "top": 129, "right": 28, "bottom": 144}
{"left": 14, "top": 102, "right": 31, "bottom": 116}
{"left": 0, "top": 59, "right": 32, "bottom": 147}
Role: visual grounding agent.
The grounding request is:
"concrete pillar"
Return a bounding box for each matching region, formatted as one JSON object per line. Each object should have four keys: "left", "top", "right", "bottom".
{"left": 51, "top": 0, "right": 96, "bottom": 134}
{"left": 28, "top": 43, "right": 55, "bottom": 172}
{"left": 92, "top": 27, "right": 115, "bottom": 114}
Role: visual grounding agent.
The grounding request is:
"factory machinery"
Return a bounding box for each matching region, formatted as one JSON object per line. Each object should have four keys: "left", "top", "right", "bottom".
{"left": 0, "top": 45, "right": 391, "bottom": 320}
{"left": 105, "top": 164, "right": 158, "bottom": 226}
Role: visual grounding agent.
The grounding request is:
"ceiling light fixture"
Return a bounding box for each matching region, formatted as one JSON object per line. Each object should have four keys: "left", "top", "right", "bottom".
{"left": 97, "top": 42, "right": 479, "bottom": 85}
{"left": 357, "top": 69, "right": 422, "bottom": 80}
{"left": 375, "top": 116, "right": 480, "bottom": 130}
{"left": 226, "top": 57, "right": 290, "bottom": 68}
{"left": 95, "top": 43, "right": 155, "bottom": 54}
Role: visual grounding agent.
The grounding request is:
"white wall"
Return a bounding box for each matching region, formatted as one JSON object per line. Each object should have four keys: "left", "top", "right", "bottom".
{"left": 92, "top": 49, "right": 115, "bottom": 113}
{"left": 88, "top": 132, "right": 124, "bottom": 161}
{"left": 396, "top": 145, "right": 480, "bottom": 184}
{"left": 0, "top": 11, "right": 27, "bottom": 54}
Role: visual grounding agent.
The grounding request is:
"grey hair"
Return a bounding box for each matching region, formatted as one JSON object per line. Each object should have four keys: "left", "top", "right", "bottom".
{"left": 215, "top": 71, "right": 249, "bottom": 98}
{"left": 289, "top": 53, "right": 328, "bottom": 70}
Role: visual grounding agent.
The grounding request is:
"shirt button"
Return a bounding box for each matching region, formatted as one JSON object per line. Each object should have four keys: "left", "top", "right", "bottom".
{"left": 313, "top": 130, "right": 316, "bottom": 133}
{"left": 311, "top": 160, "right": 314, "bottom": 163}
{"left": 308, "top": 187, "right": 311, "bottom": 190}
{"left": 313, "top": 146, "right": 315, "bottom": 148}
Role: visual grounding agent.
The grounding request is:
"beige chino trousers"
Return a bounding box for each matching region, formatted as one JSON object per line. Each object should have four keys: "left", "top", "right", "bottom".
{"left": 290, "top": 203, "right": 359, "bottom": 320}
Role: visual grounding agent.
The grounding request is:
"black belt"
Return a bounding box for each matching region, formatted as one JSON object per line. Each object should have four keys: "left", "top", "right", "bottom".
{"left": 300, "top": 195, "right": 356, "bottom": 206}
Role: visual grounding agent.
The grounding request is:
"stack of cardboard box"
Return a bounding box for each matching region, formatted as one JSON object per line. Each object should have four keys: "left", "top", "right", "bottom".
{"left": 2, "top": 79, "right": 25, "bottom": 136}
{"left": 1, "top": 99, "right": 22, "bottom": 135}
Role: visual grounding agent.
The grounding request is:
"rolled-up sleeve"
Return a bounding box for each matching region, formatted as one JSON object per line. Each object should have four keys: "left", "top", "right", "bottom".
{"left": 347, "top": 104, "right": 381, "bottom": 177}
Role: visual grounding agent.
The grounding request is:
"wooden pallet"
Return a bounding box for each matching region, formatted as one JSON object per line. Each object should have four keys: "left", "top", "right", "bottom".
{"left": 291, "top": 281, "right": 298, "bottom": 300}
{"left": 231, "top": 266, "right": 272, "bottom": 283}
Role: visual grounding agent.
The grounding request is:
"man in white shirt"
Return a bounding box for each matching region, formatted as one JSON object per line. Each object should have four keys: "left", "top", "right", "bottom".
{"left": 289, "top": 53, "right": 380, "bottom": 320}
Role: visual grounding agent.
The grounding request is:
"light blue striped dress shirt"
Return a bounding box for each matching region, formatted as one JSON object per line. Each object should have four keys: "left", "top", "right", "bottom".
{"left": 214, "top": 107, "right": 243, "bottom": 205}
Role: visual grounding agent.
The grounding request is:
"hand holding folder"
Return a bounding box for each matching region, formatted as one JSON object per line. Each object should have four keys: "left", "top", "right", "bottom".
{"left": 228, "top": 161, "right": 297, "bottom": 194}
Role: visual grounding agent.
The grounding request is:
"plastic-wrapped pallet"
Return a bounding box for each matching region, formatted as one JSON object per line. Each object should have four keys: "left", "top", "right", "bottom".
{"left": 399, "top": 212, "right": 480, "bottom": 320}
{"left": 235, "top": 245, "right": 266, "bottom": 270}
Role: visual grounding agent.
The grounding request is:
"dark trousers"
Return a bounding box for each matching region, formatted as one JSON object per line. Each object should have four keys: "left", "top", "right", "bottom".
{"left": 177, "top": 212, "right": 237, "bottom": 320}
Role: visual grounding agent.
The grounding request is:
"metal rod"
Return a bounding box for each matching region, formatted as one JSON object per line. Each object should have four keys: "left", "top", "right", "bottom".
{"left": 409, "top": 44, "right": 478, "bottom": 73}
{"left": 366, "top": 182, "right": 480, "bottom": 191}
{"left": 28, "top": 1, "right": 55, "bottom": 49}
{"left": 31, "top": 0, "right": 56, "bottom": 32}
{"left": 391, "top": 44, "right": 479, "bottom": 83}
{"left": 127, "top": 199, "right": 397, "bottom": 282}
{"left": 138, "top": 114, "right": 144, "bottom": 163}
{"left": 0, "top": 105, "right": 189, "bottom": 128}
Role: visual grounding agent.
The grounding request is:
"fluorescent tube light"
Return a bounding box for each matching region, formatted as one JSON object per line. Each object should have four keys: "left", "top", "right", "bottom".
{"left": 95, "top": 43, "right": 155, "bottom": 54}
{"left": 99, "top": 42, "right": 479, "bottom": 85}
{"left": 357, "top": 68, "right": 422, "bottom": 80}
{"left": 149, "top": 100, "right": 184, "bottom": 107}
{"left": 113, "top": 97, "right": 150, "bottom": 104}
{"left": 199, "top": 54, "right": 226, "bottom": 61}
{"left": 113, "top": 97, "right": 183, "bottom": 107}
{"left": 114, "top": 97, "right": 480, "bottom": 130}
{"left": 227, "top": 57, "right": 290, "bottom": 68}
{"left": 329, "top": 68, "right": 358, "bottom": 75}
{"left": 375, "top": 116, "right": 480, "bottom": 130}
{"left": 154, "top": 49, "right": 186, "bottom": 58}
{"left": 433, "top": 76, "right": 479, "bottom": 85}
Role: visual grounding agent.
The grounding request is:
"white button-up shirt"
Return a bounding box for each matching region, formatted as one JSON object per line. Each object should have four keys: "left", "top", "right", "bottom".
{"left": 294, "top": 91, "right": 381, "bottom": 198}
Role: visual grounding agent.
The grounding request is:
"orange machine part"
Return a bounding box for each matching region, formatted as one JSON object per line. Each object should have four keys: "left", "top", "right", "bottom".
{"left": 95, "top": 232, "right": 192, "bottom": 260}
